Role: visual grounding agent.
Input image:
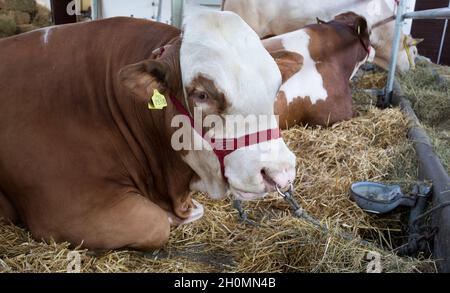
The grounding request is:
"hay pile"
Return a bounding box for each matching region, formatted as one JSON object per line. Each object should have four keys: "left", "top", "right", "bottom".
{"left": 400, "top": 64, "right": 450, "bottom": 127}
{"left": 354, "top": 71, "right": 387, "bottom": 89}
{"left": 0, "top": 0, "right": 51, "bottom": 38}
{"left": 352, "top": 62, "right": 450, "bottom": 173}
{"left": 398, "top": 63, "right": 450, "bottom": 172}
{"left": 0, "top": 105, "right": 437, "bottom": 273}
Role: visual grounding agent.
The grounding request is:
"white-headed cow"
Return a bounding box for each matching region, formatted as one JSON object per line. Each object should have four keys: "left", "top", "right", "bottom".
{"left": 0, "top": 11, "right": 296, "bottom": 250}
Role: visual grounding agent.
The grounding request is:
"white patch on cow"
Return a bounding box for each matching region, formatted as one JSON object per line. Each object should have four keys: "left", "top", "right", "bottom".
{"left": 276, "top": 30, "right": 328, "bottom": 105}
{"left": 180, "top": 10, "right": 281, "bottom": 121}
{"left": 183, "top": 148, "right": 226, "bottom": 200}
{"left": 42, "top": 27, "right": 52, "bottom": 45}
{"left": 368, "top": 46, "right": 376, "bottom": 63}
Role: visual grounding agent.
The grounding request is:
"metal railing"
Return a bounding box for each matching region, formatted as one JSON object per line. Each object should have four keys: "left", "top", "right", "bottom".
{"left": 384, "top": 0, "right": 450, "bottom": 105}
{"left": 437, "top": 2, "right": 450, "bottom": 65}
{"left": 92, "top": 0, "right": 99, "bottom": 20}
{"left": 170, "top": 0, "right": 222, "bottom": 28}
{"left": 171, "top": 0, "right": 184, "bottom": 28}
{"left": 156, "top": 0, "right": 163, "bottom": 22}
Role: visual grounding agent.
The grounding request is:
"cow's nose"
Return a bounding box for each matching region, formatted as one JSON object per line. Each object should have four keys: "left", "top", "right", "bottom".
{"left": 261, "top": 167, "right": 296, "bottom": 191}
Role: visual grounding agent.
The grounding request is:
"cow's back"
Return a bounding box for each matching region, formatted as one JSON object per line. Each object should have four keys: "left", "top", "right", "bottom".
{"left": 0, "top": 17, "right": 180, "bottom": 111}
{"left": 223, "top": 0, "right": 393, "bottom": 41}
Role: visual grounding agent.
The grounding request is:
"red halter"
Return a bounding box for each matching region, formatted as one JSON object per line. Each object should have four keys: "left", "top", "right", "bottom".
{"left": 169, "top": 95, "right": 281, "bottom": 179}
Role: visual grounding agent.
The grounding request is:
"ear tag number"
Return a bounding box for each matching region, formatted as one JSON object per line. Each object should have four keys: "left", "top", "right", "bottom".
{"left": 148, "top": 89, "right": 168, "bottom": 110}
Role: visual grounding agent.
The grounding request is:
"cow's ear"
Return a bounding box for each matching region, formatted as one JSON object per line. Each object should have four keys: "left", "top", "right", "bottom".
{"left": 118, "top": 60, "right": 171, "bottom": 99}
{"left": 316, "top": 17, "right": 327, "bottom": 25}
{"left": 355, "top": 16, "right": 369, "bottom": 37}
{"left": 270, "top": 50, "right": 304, "bottom": 83}
{"left": 407, "top": 37, "right": 424, "bottom": 47}
{"left": 353, "top": 15, "right": 370, "bottom": 49}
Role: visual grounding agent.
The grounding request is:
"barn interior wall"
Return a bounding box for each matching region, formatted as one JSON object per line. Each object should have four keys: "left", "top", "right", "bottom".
{"left": 411, "top": 0, "right": 450, "bottom": 65}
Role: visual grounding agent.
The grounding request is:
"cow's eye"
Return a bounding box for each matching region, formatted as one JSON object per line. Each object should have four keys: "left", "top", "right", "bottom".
{"left": 194, "top": 92, "right": 208, "bottom": 102}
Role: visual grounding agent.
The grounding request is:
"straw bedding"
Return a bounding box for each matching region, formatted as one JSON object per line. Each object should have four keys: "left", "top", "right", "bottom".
{"left": 0, "top": 0, "right": 51, "bottom": 38}
{"left": 0, "top": 66, "right": 442, "bottom": 273}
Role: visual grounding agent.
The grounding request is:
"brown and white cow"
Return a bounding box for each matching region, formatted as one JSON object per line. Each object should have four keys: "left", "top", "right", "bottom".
{"left": 265, "top": 12, "right": 375, "bottom": 128}
{"left": 0, "top": 11, "right": 296, "bottom": 250}
{"left": 223, "top": 0, "right": 423, "bottom": 73}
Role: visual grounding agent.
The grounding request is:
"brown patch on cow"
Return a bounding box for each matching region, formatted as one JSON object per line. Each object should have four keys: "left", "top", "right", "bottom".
{"left": 275, "top": 90, "right": 354, "bottom": 129}
{"left": 274, "top": 14, "right": 370, "bottom": 128}
{"left": 263, "top": 38, "right": 304, "bottom": 83}
{"left": 263, "top": 37, "right": 283, "bottom": 53}
{"left": 275, "top": 91, "right": 293, "bottom": 129}
{"left": 270, "top": 50, "right": 304, "bottom": 83}
{"left": 186, "top": 74, "right": 229, "bottom": 115}
{"left": 305, "top": 25, "right": 359, "bottom": 126}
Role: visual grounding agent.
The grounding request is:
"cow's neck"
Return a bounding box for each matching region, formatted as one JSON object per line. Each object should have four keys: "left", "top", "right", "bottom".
{"left": 344, "top": 44, "right": 368, "bottom": 79}
{"left": 111, "top": 37, "right": 195, "bottom": 215}
{"left": 333, "top": 32, "right": 368, "bottom": 80}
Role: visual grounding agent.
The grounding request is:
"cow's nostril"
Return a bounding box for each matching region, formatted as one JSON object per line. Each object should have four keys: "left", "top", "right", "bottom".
{"left": 261, "top": 169, "right": 276, "bottom": 186}
{"left": 262, "top": 167, "right": 295, "bottom": 190}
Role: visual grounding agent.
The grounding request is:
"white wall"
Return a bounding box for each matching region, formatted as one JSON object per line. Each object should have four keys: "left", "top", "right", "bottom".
{"left": 99, "top": 0, "right": 220, "bottom": 24}
{"left": 99, "top": 0, "right": 172, "bottom": 23}
{"left": 403, "top": 0, "right": 417, "bottom": 35}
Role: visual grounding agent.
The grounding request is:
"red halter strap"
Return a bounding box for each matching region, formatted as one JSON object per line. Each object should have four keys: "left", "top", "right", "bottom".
{"left": 169, "top": 95, "right": 281, "bottom": 178}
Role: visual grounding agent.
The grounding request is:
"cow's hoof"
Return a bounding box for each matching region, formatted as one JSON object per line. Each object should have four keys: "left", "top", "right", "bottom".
{"left": 182, "top": 199, "right": 204, "bottom": 225}
{"left": 168, "top": 199, "right": 204, "bottom": 227}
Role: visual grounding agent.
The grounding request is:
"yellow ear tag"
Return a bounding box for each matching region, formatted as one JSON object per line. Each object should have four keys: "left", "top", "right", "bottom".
{"left": 148, "top": 89, "right": 168, "bottom": 110}
{"left": 358, "top": 26, "right": 361, "bottom": 35}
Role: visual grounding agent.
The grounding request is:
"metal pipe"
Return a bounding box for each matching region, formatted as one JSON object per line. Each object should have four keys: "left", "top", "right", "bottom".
{"left": 407, "top": 180, "right": 432, "bottom": 249}
{"left": 171, "top": 0, "right": 184, "bottom": 28}
{"left": 157, "top": 0, "right": 163, "bottom": 22}
{"left": 92, "top": 0, "right": 99, "bottom": 20}
{"left": 437, "top": 1, "right": 450, "bottom": 64}
{"left": 400, "top": 98, "right": 450, "bottom": 273}
{"left": 403, "top": 8, "right": 450, "bottom": 20}
{"left": 384, "top": 0, "right": 408, "bottom": 106}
